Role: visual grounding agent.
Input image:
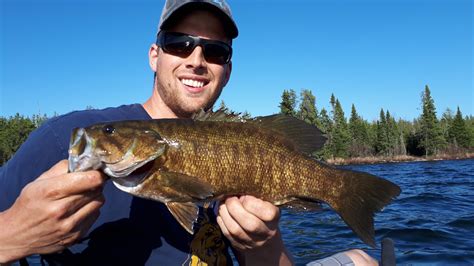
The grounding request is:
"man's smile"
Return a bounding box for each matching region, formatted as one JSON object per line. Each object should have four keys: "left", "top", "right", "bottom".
{"left": 181, "top": 78, "right": 205, "bottom": 88}
{"left": 179, "top": 76, "right": 210, "bottom": 94}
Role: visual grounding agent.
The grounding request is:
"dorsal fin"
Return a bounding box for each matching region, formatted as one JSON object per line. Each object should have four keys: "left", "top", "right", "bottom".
{"left": 192, "top": 107, "right": 244, "bottom": 122}
{"left": 251, "top": 114, "right": 327, "bottom": 154}
{"left": 192, "top": 109, "right": 326, "bottom": 154}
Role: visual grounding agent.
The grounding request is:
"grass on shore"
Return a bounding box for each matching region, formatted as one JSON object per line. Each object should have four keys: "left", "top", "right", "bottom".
{"left": 326, "top": 152, "right": 474, "bottom": 165}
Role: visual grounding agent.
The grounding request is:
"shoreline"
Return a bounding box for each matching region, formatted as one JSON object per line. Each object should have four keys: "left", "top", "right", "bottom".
{"left": 326, "top": 152, "right": 474, "bottom": 166}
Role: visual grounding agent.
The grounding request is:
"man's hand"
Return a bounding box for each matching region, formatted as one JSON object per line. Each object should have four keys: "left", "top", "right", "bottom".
{"left": 345, "top": 249, "right": 379, "bottom": 266}
{"left": 216, "top": 195, "right": 293, "bottom": 266}
{"left": 0, "top": 160, "right": 106, "bottom": 263}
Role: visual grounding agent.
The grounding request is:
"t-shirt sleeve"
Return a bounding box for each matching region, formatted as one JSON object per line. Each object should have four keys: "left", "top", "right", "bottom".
{"left": 0, "top": 121, "right": 68, "bottom": 211}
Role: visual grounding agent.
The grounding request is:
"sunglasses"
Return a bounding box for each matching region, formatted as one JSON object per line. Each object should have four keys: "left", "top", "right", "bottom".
{"left": 156, "top": 31, "right": 232, "bottom": 65}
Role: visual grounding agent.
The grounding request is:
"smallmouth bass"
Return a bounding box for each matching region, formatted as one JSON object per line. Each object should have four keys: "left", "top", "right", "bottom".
{"left": 68, "top": 110, "right": 401, "bottom": 247}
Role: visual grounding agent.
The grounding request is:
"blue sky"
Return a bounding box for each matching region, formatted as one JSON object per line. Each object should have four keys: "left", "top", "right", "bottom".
{"left": 1, "top": 0, "right": 472, "bottom": 121}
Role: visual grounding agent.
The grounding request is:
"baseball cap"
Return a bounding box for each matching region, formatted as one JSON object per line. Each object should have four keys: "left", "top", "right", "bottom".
{"left": 158, "top": 0, "right": 238, "bottom": 39}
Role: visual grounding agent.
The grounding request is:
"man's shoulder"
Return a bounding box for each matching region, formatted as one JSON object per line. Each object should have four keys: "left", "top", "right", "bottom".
{"left": 45, "top": 103, "right": 150, "bottom": 130}
{"left": 18, "top": 103, "right": 150, "bottom": 165}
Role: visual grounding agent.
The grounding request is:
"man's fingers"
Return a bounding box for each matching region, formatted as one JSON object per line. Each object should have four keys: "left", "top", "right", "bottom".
{"left": 41, "top": 171, "right": 106, "bottom": 200}
{"left": 63, "top": 195, "right": 105, "bottom": 241}
{"left": 56, "top": 191, "right": 105, "bottom": 219}
{"left": 57, "top": 207, "right": 102, "bottom": 248}
{"left": 75, "top": 208, "right": 101, "bottom": 239}
{"left": 58, "top": 171, "right": 106, "bottom": 196}
{"left": 36, "top": 160, "right": 107, "bottom": 200}
{"left": 240, "top": 195, "right": 280, "bottom": 223}
{"left": 225, "top": 197, "right": 270, "bottom": 236}
{"left": 69, "top": 195, "right": 105, "bottom": 225}
{"left": 216, "top": 214, "right": 248, "bottom": 251}
{"left": 217, "top": 200, "right": 253, "bottom": 244}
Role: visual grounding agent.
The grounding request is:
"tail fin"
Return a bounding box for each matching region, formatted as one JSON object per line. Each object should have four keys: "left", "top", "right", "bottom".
{"left": 323, "top": 169, "right": 401, "bottom": 247}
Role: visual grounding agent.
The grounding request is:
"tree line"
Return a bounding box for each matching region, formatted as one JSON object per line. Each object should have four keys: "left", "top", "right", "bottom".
{"left": 279, "top": 85, "right": 474, "bottom": 159}
{"left": 1, "top": 85, "right": 473, "bottom": 165}
{"left": 0, "top": 114, "right": 49, "bottom": 165}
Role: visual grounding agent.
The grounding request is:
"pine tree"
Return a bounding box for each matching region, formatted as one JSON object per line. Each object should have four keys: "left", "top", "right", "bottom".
{"left": 418, "top": 85, "right": 446, "bottom": 155}
{"left": 319, "top": 108, "right": 332, "bottom": 134}
{"left": 406, "top": 118, "right": 425, "bottom": 156}
{"left": 440, "top": 108, "right": 454, "bottom": 143}
{"left": 330, "top": 97, "right": 350, "bottom": 158}
{"left": 319, "top": 95, "right": 338, "bottom": 160}
{"left": 467, "top": 115, "right": 474, "bottom": 148}
{"left": 375, "top": 109, "right": 389, "bottom": 155}
{"left": 330, "top": 94, "right": 336, "bottom": 110}
{"left": 298, "top": 89, "right": 320, "bottom": 127}
{"left": 348, "top": 104, "right": 359, "bottom": 157}
{"left": 279, "top": 89, "right": 297, "bottom": 116}
{"left": 318, "top": 107, "right": 333, "bottom": 159}
{"left": 348, "top": 104, "right": 371, "bottom": 156}
{"left": 448, "top": 107, "right": 470, "bottom": 148}
{"left": 395, "top": 118, "right": 408, "bottom": 155}
{"left": 386, "top": 111, "right": 400, "bottom": 156}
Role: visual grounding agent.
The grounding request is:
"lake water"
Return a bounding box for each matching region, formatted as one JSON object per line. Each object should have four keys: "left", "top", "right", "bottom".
{"left": 280, "top": 159, "right": 474, "bottom": 265}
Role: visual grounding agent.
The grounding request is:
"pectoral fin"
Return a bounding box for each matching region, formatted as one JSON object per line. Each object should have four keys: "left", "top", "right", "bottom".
{"left": 166, "top": 202, "right": 199, "bottom": 234}
{"left": 159, "top": 171, "right": 214, "bottom": 201}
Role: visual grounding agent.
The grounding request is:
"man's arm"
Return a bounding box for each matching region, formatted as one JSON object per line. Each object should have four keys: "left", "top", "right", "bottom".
{"left": 217, "top": 196, "right": 380, "bottom": 266}
{"left": 216, "top": 195, "right": 293, "bottom": 266}
{"left": 0, "top": 160, "right": 105, "bottom": 264}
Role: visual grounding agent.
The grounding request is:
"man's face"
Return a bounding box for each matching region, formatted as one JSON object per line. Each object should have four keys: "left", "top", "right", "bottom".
{"left": 150, "top": 9, "right": 232, "bottom": 117}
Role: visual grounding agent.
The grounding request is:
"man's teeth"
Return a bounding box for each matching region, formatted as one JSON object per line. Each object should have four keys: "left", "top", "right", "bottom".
{"left": 181, "top": 79, "right": 205, "bottom": 88}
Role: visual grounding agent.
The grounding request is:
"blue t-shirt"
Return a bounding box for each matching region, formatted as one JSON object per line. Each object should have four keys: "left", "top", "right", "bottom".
{"left": 0, "top": 104, "right": 232, "bottom": 265}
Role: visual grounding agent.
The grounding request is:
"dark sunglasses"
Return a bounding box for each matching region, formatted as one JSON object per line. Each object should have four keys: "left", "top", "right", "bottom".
{"left": 156, "top": 31, "right": 232, "bottom": 65}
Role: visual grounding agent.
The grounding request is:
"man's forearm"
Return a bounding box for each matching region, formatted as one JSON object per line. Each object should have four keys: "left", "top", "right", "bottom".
{"left": 0, "top": 210, "right": 25, "bottom": 264}
{"left": 235, "top": 230, "right": 294, "bottom": 266}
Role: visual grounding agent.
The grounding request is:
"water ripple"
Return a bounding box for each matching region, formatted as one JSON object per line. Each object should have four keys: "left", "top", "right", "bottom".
{"left": 281, "top": 159, "right": 474, "bottom": 265}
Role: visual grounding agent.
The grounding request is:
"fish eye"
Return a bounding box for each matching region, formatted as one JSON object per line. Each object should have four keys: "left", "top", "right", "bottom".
{"left": 102, "top": 125, "right": 115, "bottom": 135}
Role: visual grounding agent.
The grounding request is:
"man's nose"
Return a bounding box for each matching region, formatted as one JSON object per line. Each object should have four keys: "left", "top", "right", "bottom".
{"left": 185, "top": 46, "right": 207, "bottom": 68}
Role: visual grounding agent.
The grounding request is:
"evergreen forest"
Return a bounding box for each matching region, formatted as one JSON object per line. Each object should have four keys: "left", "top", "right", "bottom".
{"left": 0, "top": 85, "right": 473, "bottom": 166}
{"left": 278, "top": 85, "right": 474, "bottom": 161}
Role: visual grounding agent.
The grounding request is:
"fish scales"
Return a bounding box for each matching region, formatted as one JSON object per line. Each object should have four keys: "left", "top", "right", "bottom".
{"left": 153, "top": 120, "right": 302, "bottom": 201}
{"left": 68, "top": 112, "right": 401, "bottom": 247}
{"left": 150, "top": 119, "right": 343, "bottom": 207}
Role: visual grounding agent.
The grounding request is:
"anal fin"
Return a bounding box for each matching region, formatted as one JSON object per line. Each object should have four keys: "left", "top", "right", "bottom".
{"left": 282, "top": 198, "right": 324, "bottom": 212}
{"left": 166, "top": 202, "right": 199, "bottom": 234}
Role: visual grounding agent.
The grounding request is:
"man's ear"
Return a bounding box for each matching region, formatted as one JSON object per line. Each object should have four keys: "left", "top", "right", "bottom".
{"left": 223, "top": 61, "right": 232, "bottom": 86}
{"left": 149, "top": 44, "right": 159, "bottom": 72}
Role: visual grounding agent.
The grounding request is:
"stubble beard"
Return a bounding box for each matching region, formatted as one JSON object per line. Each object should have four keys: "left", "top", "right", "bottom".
{"left": 156, "top": 79, "right": 223, "bottom": 118}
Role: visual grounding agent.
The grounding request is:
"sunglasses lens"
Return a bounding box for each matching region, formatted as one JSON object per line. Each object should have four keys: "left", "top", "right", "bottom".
{"left": 204, "top": 43, "right": 231, "bottom": 64}
{"left": 162, "top": 34, "right": 194, "bottom": 56}
{"left": 159, "top": 32, "right": 231, "bottom": 64}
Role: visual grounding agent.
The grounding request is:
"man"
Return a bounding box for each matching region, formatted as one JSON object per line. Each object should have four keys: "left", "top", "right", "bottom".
{"left": 0, "top": 0, "right": 377, "bottom": 265}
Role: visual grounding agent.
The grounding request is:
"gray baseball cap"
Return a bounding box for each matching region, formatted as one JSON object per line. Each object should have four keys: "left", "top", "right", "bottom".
{"left": 158, "top": 0, "right": 238, "bottom": 39}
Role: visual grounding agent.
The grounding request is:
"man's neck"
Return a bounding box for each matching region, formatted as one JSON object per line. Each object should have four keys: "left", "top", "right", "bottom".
{"left": 143, "top": 96, "right": 178, "bottom": 119}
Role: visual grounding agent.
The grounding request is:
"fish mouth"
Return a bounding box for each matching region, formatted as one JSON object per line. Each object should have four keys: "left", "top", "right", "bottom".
{"left": 68, "top": 128, "right": 161, "bottom": 177}
{"left": 68, "top": 128, "right": 102, "bottom": 172}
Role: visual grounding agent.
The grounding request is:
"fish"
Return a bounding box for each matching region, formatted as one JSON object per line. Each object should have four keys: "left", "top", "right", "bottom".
{"left": 68, "top": 110, "right": 401, "bottom": 247}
